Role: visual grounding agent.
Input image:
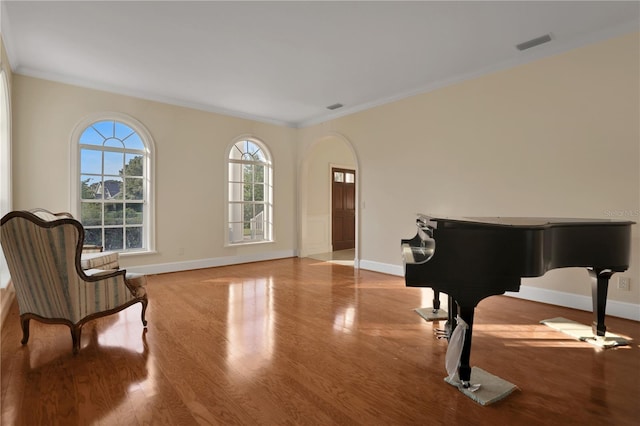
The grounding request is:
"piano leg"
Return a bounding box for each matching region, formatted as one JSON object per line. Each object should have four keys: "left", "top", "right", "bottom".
{"left": 589, "top": 268, "right": 614, "bottom": 337}
{"left": 457, "top": 305, "right": 475, "bottom": 386}
{"left": 433, "top": 290, "right": 441, "bottom": 313}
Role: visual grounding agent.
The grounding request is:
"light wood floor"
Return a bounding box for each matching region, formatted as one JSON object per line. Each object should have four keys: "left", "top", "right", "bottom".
{"left": 1, "top": 257, "right": 639, "bottom": 425}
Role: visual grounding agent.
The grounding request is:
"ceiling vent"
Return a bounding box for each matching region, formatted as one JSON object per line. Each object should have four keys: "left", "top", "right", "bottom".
{"left": 516, "top": 33, "right": 553, "bottom": 51}
{"left": 326, "top": 103, "right": 344, "bottom": 110}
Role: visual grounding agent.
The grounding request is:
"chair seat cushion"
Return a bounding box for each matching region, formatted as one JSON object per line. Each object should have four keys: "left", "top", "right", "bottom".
{"left": 81, "top": 251, "right": 119, "bottom": 270}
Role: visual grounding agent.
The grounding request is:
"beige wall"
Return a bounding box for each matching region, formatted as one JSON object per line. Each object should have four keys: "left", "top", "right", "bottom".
{"left": 299, "top": 32, "right": 640, "bottom": 306}
{"left": 11, "top": 76, "right": 299, "bottom": 270}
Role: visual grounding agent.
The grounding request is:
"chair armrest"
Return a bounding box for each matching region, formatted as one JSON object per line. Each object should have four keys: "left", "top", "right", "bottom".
{"left": 81, "top": 268, "right": 126, "bottom": 281}
{"left": 81, "top": 251, "right": 119, "bottom": 270}
{"left": 82, "top": 269, "right": 146, "bottom": 297}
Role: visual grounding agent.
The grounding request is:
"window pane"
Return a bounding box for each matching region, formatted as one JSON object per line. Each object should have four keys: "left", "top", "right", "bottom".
{"left": 104, "top": 151, "right": 123, "bottom": 176}
{"left": 101, "top": 178, "right": 123, "bottom": 199}
{"left": 81, "top": 175, "right": 101, "bottom": 199}
{"left": 84, "top": 228, "right": 102, "bottom": 247}
{"left": 92, "top": 121, "right": 114, "bottom": 138}
{"left": 81, "top": 149, "right": 102, "bottom": 174}
{"left": 242, "top": 142, "right": 262, "bottom": 161}
{"left": 115, "top": 122, "right": 135, "bottom": 141}
{"left": 230, "top": 143, "right": 243, "bottom": 161}
{"left": 125, "top": 177, "right": 143, "bottom": 200}
{"left": 243, "top": 203, "right": 255, "bottom": 223}
{"left": 334, "top": 172, "right": 344, "bottom": 182}
{"left": 125, "top": 203, "right": 143, "bottom": 225}
{"left": 104, "top": 138, "right": 124, "bottom": 149}
{"left": 80, "top": 125, "right": 107, "bottom": 145}
{"left": 105, "top": 228, "right": 124, "bottom": 251}
{"left": 228, "top": 221, "right": 242, "bottom": 243}
{"left": 346, "top": 173, "right": 355, "bottom": 183}
{"left": 124, "top": 154, "right": 143, "bottom": 177}
{"left": 126, "top": 226, "right": 143, "bottom": 249}
{"left": 254, "top": 165, "right": 264, "bottom": 183}
{"left": 252, "top": 204, "right": 265, "bottom": 240}
{"left": 228, "top": 163, "right": 243, "bottom": 182}
{"left": 124, "top": 132, "right": 145, "bottom": 150}
{"left": 253, "top": 184, "right": 264, "bottom": 202}
{"left": 229, "top": 202, "right": 242, "bottom": 222}
{"left": 243, "top": 183, "right": 253, "bottom": 201}
{"left": 229, "top": 182, "right": 243, "bottom": 203}
{"left": 104, "top": 203, "right": 123, "bottom": 225}
{"left": 81, "top": 202, "right": 102, "bottom": 226}
{"left": 243, "top": 164, "right": 254, "bottom": 182}
{"left": 249, "top": 141, "right": 264, "bottom": 161}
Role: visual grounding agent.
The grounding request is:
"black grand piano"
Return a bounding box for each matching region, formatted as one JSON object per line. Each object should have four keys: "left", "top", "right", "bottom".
{"left": 402, "top": 214, "right": 634, "bottom": 388}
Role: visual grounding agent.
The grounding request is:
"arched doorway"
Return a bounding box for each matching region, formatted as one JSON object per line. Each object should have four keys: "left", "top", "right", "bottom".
{"left": 299, "top": 134, "right": 358, "bottom": 266}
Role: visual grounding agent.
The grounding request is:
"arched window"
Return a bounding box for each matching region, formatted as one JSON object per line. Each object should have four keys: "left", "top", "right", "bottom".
{"left": 227, "top": 138, "right": 273, "bottom": 244}
{"left": 72, "top": 115, "right": 154, "bottom": 253}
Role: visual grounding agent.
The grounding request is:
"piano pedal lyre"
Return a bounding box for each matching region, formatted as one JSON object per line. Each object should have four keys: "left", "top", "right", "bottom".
{"left": 434, "top": 318, "right": 455, "bottom": 340}
{"left": 434, "top": 325, "right": 450, "bottom": 340}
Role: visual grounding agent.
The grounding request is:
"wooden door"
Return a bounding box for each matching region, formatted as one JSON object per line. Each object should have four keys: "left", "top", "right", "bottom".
{"left": 331, "top": 168, "right": 356, "bottom": 251}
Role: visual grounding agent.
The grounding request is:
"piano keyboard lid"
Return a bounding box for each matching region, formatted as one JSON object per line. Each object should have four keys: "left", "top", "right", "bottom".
{"left": 417, "top": 214, "right": 635, "bottom": 228}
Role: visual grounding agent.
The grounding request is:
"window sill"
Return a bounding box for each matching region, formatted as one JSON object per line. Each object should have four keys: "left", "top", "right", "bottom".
{"left": 225, "top": 240, "right": 274, "bottom": 248}
{"left": 119, "top": 250, "right": 158, "bottom": 258}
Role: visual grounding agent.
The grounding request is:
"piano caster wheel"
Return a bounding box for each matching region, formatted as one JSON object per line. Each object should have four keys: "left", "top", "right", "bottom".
{"left": 460, "top": 380, "right": 481, "bottom": 392}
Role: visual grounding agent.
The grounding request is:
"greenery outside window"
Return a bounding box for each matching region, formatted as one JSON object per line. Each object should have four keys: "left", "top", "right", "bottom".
{"left": 228, "top": 138, "right": 273, "bottom": 244}
{"left": 74, "top": 117, "right": 153, "bottom": 252}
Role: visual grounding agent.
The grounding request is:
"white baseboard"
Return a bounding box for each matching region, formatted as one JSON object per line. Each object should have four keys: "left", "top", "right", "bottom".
{"left": 125, "top": 250, "right": 296, "bottom": 275}
{"left": 359, "top": 259, "right": 404, "bottom": 276}
{"left": 506, "top": 286, "right": 640, "bottom": 322}
{"left": 358, "top": 260, "right": 640, "bottom": 322}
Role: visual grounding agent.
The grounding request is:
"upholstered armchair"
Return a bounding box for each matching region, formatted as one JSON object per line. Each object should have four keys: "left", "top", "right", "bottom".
{"left": 0, "top": 209, "right": 148, "bottom": 354}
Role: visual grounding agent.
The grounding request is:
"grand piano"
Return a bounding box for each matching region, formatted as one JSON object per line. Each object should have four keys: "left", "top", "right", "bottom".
{"left": 402, "top": 214, "right": 634, "bottom": 388}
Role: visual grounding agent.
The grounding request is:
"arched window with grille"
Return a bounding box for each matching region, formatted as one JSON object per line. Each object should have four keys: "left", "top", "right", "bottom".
{"left": 227, "top": 138, "right": 273, "bottom": 244}
{"left": 72, "top": 114, "right": 154, "bottom": 253}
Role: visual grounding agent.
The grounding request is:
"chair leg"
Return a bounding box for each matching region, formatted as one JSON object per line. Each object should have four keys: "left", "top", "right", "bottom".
{"left": 140, "top": 299, "right": 148, "bottom": 327}
{"left": 20, "top": 316, "right": 30, "bottom": 345}
{"left": 70, "top": 325, "right": 82, "bottom": 354}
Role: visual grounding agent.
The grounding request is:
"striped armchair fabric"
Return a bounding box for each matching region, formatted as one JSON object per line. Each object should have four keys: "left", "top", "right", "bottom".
{"left": 0, "top": 209, "right": 148, "bottom": 354}
{"left": 29, "top": 208, "right": 121, "bottom": 270}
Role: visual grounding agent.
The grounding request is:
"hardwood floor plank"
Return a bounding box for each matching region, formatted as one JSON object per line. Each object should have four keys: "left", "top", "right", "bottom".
{"left": 1, "top": 258, "right": 639, "bottom": 425}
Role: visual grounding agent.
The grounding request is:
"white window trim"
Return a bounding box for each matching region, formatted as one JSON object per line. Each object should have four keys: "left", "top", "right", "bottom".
{"left": 0, "top": 69, "right": 12, "bottom": 288}
{"left": 70, "top": 112, "right": 156, "bottom": 254}
{"left": 224, "top": 135, "right": 274, "bottom": 247}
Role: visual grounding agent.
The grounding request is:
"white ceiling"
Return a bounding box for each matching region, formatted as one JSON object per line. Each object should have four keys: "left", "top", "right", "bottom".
{"left": 1, "top": 1, "right": 639, "bottom": 127}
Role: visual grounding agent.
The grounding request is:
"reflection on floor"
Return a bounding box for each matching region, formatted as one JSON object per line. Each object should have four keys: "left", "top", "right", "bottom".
{"left": 307, "top": 248, "right": 355, "bottom": 266}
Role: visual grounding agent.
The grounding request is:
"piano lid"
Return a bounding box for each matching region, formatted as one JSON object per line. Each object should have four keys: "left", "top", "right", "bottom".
{"left": 418, "top": 214, "right": 635, "bottom": 228}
